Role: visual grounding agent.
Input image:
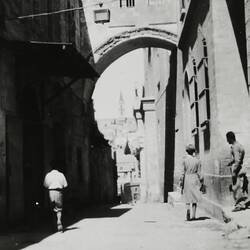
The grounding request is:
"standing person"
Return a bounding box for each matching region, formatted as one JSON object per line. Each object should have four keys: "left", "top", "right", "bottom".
{"left": 44, "top": 161, "right": 68, "bottom": 232}
{"left": 226, "top": 131, "right": 246, "bottom": 207}
{"left": 180, "top": 144, "right": 203, "bottom": 221}
{"left": 226, "top": 131, "right": 245, "bottom": 186}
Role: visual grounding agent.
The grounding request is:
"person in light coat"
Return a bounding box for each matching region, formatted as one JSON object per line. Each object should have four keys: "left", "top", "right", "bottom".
{"left": 180, "top": 144, "right": 203, "bottom": 221}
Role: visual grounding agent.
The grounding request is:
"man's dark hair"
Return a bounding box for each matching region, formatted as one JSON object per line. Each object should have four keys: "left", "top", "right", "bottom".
{"left": 185, "top": 144, "right": 196, "bottom": 155}
{"left": 226, "top": 131, "right": 236, "bottom": 141}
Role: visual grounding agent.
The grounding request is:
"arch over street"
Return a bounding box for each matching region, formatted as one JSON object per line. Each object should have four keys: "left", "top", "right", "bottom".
{"left": 89, "top": 27, "right": 178, "bottom": 203}
{"left": 91, "top": 27, "right": 177, "bottom": 75}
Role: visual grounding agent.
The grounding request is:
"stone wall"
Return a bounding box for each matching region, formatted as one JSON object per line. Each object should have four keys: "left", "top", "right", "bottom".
{"left": 83, "top": 0, "right": 177, "bottom": 50}
{"left": 1, "top": 0, "right": 92, "bottom": 55}
{"left": 0, "top": 1, "right": 116, "bottom": 225}
{"left": 89, "top": 124, "right": 117, "bottom": 204}
{"left": 141, "top": 47, "right": 176, "bottom": 202}
{"left": 176, "top": 0, "right": 250, "bottom": 215}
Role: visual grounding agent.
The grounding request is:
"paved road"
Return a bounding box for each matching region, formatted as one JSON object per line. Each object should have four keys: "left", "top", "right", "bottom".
{"left": 1, "top": 203, "right": 250, "bottom": 250}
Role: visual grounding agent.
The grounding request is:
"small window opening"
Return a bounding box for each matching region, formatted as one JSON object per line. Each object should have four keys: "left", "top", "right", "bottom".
{"left": 120, "top": 0, "right": 135, "bottom": 8}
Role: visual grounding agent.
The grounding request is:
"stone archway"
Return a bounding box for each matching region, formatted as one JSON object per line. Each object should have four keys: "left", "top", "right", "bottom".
{"left": 91, "top": 27, "right": 177, "bottom": 75}
{"left": 89, "top": 27, "right": 178, "bottom": 203}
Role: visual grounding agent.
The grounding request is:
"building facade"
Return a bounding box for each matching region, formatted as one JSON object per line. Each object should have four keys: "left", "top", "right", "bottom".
{"left": 0, "top": 1, "right": 116, "bottom": 226}
{"left": 132, "top": 0, "right": 250, "bottom": 219}
{"left": 175, "top": 0, "right": 250, "bottom": 218}
{"left": 97, "top": 117, "right": 141, "bottom": 196}
{"left": 83, "top": 0, "right": 178, "bottom": 204}
{"left": 134, "top": 47, "right": 176, "bottom": 202}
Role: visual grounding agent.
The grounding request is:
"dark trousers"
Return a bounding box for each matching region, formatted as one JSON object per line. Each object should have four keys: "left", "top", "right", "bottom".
{"left": 232, "top": 165, "right": 242, "bottom": 185}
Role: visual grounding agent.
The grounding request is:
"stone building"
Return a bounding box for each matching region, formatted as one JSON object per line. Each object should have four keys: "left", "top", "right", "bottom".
{"left": 84, "top": 0, "right": 178, "bottom": 204}
{"left": 174, "top": 0, "right": 250, "bottom": 219}
{"left": 12, "top": 0, "right": 244, "bottom": 221}
{"left": 0, "top": 1, "right": 116, "bottom": 226}
{"left": 83, "top": 0, "right": 177, "bottom": 74}
{"left": 133, "top": 0, "right": 250, "bottom": 219}
{"left": 89, "top": 119, "right": 117, "bottom": 204}
{"left": 97, "top": 117, "right": 140, "bottom": 193}
{"left": 134, "top": 47, "right": 176, "bottom": 202}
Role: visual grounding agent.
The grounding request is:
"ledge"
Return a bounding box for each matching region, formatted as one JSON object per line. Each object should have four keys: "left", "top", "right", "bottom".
{"left": 140, "top": 97, "right": 155, "bottom": 112}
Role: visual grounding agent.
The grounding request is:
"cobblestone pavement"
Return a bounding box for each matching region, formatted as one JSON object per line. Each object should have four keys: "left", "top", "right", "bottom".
{"left": 1, "top": 203, "right": 250, "bottom": 250}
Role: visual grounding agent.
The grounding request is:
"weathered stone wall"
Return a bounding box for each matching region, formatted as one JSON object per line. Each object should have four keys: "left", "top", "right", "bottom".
{"left": 89, "top": 127, "right": 117, "bottom": 204}
{"left": 83, "top": 0, "right": 177, "bottom": 50}
{"left": 1, "top": 0, "right": 92, "bottom": 56}
{"left": 0, "top": 1, "right": 115, "bottom": 225}
{"left": 177, "top": 0, "right": 250, "bottom": 215}
{"left": 142, "top": 47, "right": 175, "bottom": 202}
{"left": 0, "top": 45, "right": 24, "bottom": 223}
{"left": 43, "top": 81, "right": 92, "bottom": 205}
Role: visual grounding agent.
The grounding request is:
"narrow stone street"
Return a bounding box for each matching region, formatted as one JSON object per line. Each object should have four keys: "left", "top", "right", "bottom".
{"left": 1, "top": 203, "right": 250, "bottom": 250}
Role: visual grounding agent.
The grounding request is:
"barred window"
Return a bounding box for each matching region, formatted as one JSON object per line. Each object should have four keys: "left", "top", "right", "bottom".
{"left": 196, "top": 35, "right": 210, "bottom": 151}
{"left": 197, "top": 38, "right": 210, "bottom": 127}
{"left": 120, "top": 0, "right": 135, "bottom": 8}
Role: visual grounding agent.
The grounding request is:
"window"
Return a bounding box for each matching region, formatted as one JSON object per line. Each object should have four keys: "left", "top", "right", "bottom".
{"left": 179, "top": 0, "right": 186, "bottom": 21}
{"left": 180, "top": 0, "right": 185, "bottom": 8}
{"left": 191, "top": 102, "right": 199, "bottom": 133}
{"left": 193, "top": 132, "right": 200, "bottom": 153}
{"left": 186, "top": 59, "right": 199, "bottom": 154}
{"left": 197, "top": 38, "right": 210, "bottom": 127}
{"left": 148, "top": 47, "right": 151, "bottom": 63}
{"left": 196, "top": 35, "right": 210, "bottom": 150}
{"left": 189, "top": 76, "right": 195, "bottom": 104}
{"left": 120, "top": 0, "right": 135, "bottom": 8}
{"left": 198, "top": 91, "right": 209, "bottom": 126}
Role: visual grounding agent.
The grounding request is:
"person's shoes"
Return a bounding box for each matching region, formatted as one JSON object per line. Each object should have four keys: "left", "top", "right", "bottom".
{"left": 186, "top": 210, "right": 190, "bottom": 221}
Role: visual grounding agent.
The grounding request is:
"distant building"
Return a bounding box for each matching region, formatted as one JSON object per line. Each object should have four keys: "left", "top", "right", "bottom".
{"left": 97, "top": 113, "right": 142, "bottom": 203}
{"left": 119, "top": 92, "right": 125, "bottom": 118}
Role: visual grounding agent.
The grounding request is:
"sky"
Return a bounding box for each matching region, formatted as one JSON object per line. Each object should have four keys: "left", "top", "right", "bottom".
{"left": 92, "top": 49, "right": 145, "bottom": 119}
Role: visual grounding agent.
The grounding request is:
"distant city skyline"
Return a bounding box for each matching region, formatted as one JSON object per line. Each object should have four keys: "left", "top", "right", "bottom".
{"left": 92, "top": 49, "right": 144, "bottom": 119}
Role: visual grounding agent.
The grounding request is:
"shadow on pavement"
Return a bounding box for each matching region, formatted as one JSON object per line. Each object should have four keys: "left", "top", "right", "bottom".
{"left": 0, "top": 203, "right": 131, "bottom": 250}
{"left": 191, "top": 216, "right": 210, "bottom": 221}
{"left": 63, "top": 226, "right": 79, "bottom": 232}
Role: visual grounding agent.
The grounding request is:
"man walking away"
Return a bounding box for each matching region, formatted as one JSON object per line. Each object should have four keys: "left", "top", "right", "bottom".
{"left": 44, "top": 161, "right": 68, "bottom": 232}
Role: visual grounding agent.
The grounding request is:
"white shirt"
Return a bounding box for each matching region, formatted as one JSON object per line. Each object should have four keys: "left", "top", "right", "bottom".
{"left": 43, "top": 170, "right": 68, "bottom": 190}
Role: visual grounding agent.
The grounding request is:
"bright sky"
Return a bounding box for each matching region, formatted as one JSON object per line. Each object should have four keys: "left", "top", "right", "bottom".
{"left": 92, "top": 49, "right": 144, "bottom": 119}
